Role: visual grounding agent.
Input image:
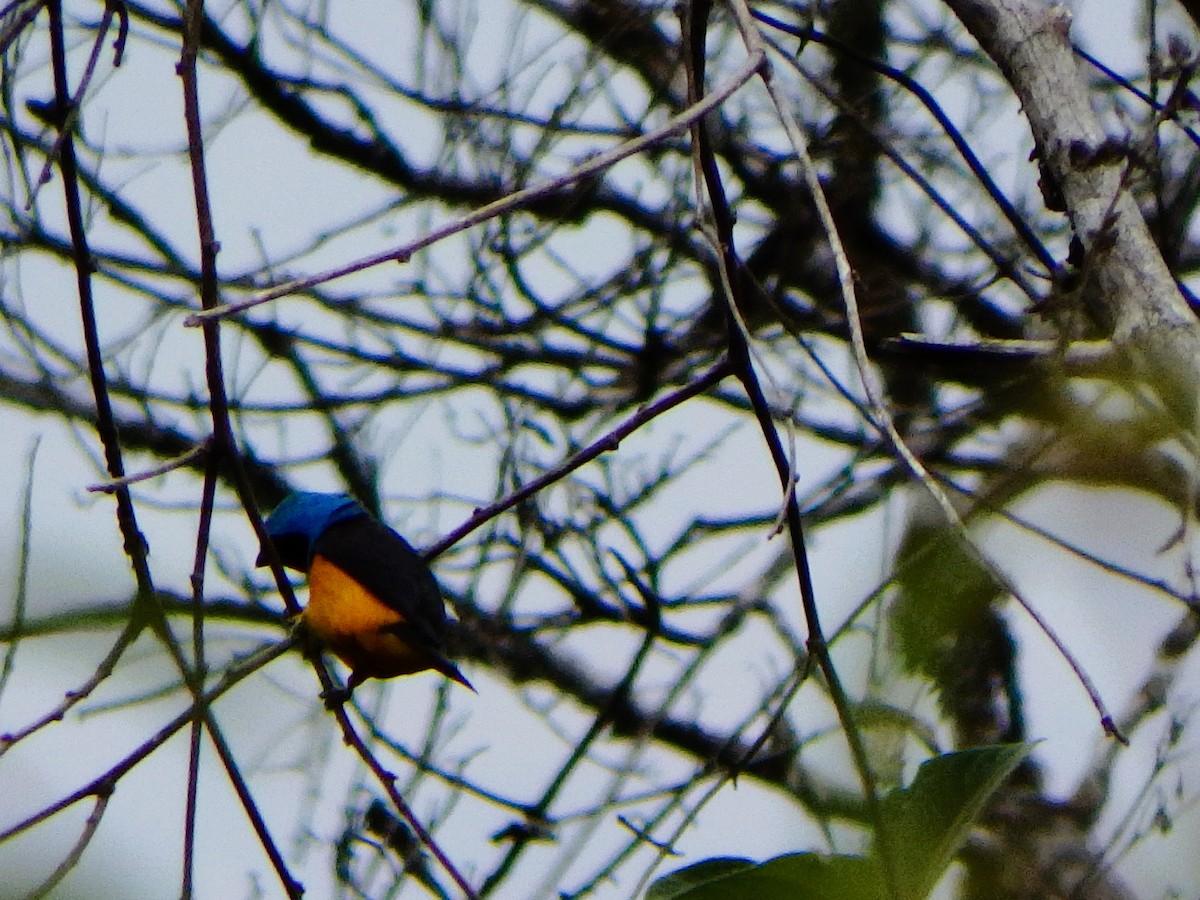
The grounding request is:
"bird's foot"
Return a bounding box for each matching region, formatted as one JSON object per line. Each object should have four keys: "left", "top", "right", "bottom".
{"left": 320, "top": 685, "right": 353, "bottom": 710}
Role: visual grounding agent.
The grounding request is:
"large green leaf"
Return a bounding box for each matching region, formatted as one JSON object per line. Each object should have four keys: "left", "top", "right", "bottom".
{"left": 645, "top": 858, "right": 756, "bottom": 899}
{"left": 878, "top": 743, "right": 1036, "bottom": 900}
{"left": 890, "top": 523, "right": 1004, "bottom": 680}
{"left": 645, "top": 744, "right": 1035, "bottom": 900}
{"left": 646, "top": 853, "right": 884, "bottom": 900}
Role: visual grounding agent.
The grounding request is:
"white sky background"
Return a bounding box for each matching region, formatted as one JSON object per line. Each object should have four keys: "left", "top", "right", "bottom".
{"left": 1, "top": 0, "right": 1199, "bottom": 897}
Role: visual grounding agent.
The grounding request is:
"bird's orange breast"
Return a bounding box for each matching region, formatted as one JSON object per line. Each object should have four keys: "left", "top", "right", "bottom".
{"left": 303, "top": 554, "right": 433, "bottom": 679}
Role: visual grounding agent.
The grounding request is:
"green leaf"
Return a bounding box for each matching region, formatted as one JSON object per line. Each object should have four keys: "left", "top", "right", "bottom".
{"left": 890, "top": 522, "right": 1002, "bottom": 679}
{"left": 878, "top": 743, "right": 1036, "bottom": 900}
{"left": 646, "top": 853, "right": 884, "bottom": 900}
{"left": 646, "top": 746, "right": 1035, "bottom": 900}
{"left": 645, "top": 858, "right": 755, "bottom": 899}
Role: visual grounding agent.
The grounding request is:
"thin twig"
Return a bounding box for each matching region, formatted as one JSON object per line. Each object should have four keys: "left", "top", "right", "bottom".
{"left": 332, "top": 701, "right": 480, "bottom": 899}
{"left": 0, "top": 0, "right": 46, "bottom": 58}
{"left": 750, "top": 7, "right": 1057, "bottom": 276}
{"left": 630, "top": 668, "right": 814, "bottom": 899}
{"left": 32, "top": 4, "right": 115, "bottom": 195}
{"left": 182, "top": 53, "right": 766, "bottom": 325}
{"left": 182, "top": 455, "right": 220, "bottom": 899}
{"left": 171, "top": 0, "right": 306, "bottom": 892}
{"left": 0, "top": 621, "right": 141, "bottom": 755}
{"left": 0, "top": 437, "right": 39, "bottom": 706}
{"left": 0, "top": 638, "right": 293, "bottom": 843}
{"left": 26, "top": 788, "right": 111, "bottom": 900}
{"left": 482, "top": 601, "right": 662, "bottom": 894}
{"left": 426, "top": 357, "right": 733, "bottom": 560}
{"left": 86, "top": 439, "right": 210, "bottom": 493}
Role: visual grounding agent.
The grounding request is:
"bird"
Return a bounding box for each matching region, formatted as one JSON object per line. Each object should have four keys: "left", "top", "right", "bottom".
{"left": 256, "top": 491, "right": 473, "bottom": 703}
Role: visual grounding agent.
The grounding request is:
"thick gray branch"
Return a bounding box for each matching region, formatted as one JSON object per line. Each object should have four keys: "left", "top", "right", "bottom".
{"left": 947, "top": 0, "right": 1200, "bottom": 426}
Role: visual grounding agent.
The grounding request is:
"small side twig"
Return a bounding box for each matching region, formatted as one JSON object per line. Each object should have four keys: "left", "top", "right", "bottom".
{"left": 182, "top": 53, "right": 766, "bottom": 325}
{"left": 426, "top": 357, "right": 733, "bottom": 560}
{"left": 86, "top": 438, "right": 211, "bottom": 493}
{"left": 25, "top": 787, "right": 112, "bottom": 900}
{"left": 331, "top": 702, "right": 479, "bottom": 900}
{"left": 0, "top": 437, "right": 40, "bottom": 707}
{"left": 31, "top": 2, "right": 117, "bottom": 196}
{"left": 0, "top": 638, "right": 294, "bottom": 843}
{"left": 182, "top": 453, "right": 220, "bottom": 899}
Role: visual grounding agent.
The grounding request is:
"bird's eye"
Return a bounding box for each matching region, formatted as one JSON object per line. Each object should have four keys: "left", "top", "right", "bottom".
{"left": 263, "top": 533, "right": 312, "bottom": 571}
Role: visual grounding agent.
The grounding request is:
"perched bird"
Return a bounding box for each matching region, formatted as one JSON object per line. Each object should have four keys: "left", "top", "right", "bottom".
{"left": 256, "top": 491, "right": 473, "bottom": 701}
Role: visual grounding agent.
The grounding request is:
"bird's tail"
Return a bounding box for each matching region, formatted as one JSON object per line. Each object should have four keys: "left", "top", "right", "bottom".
{"left": 434, "top": 656, "right": 476, "bottom": 692}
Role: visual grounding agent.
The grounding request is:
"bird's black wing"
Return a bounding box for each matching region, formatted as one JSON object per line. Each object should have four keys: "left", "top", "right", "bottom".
{"left": 312, "top": 517, "right": 450, "bottom": 652}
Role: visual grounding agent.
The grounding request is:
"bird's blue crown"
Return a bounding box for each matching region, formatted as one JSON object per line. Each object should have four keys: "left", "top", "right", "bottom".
{"left": 263, "top": 491, "right": 367, "bottom": 547}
